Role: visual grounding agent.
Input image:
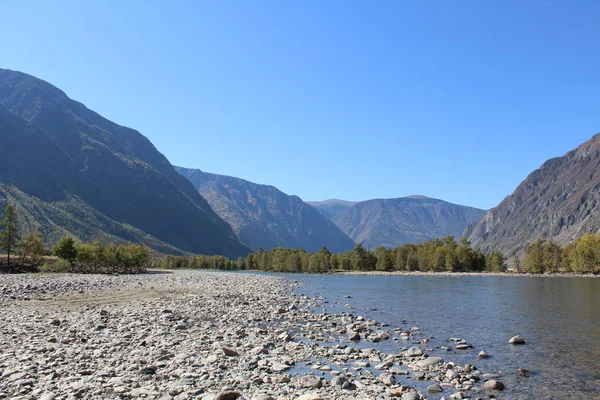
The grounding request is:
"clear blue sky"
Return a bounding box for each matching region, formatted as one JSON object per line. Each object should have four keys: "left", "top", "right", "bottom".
{"left": 2, "top": 1, "right": 599, "bottom": 209}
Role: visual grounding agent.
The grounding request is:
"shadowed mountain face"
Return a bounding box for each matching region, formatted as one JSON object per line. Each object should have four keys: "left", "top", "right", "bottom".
{"left": 328, "top": 197, "right": 485, "bottom": 249}
{"left": 306, "top": 199, "right": 357, "bottom": 220}
{"left": 0, "top": 68, "right": 250, "bottom": 257}
{"left": 175, "top": 167, "right": 356, "bottom": 253}
{"left": 466, "top": 133, "right": 600, "bottom": 256}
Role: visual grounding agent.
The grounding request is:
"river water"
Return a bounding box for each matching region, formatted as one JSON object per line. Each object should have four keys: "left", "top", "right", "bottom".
{"left": 282, "top": 274, "right": 600, "bottom": 399}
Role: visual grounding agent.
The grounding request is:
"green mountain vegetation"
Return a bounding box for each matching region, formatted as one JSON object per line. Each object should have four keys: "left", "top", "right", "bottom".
{"left": 175, "top": 167, "right": 355, "bottom": 253}
{"left": 321, "top": 196, "right": 485, "bottom": 249}
{"left": 517, "top": 234, "right": 600, "bottom": 274}
{"left": 154, "top": 234, "right": 600, "bottom": 275}
{"left": 466, "top": 133, "right": 600, "bottom": 258}
{"left": 0, "top": 69, "right": 249, "bottom": 258}
{"left": 0, "top": 202, "right": 150, "bottom": 274}
{"left": 152, "top": 235, "right": 500, "bottom": 273}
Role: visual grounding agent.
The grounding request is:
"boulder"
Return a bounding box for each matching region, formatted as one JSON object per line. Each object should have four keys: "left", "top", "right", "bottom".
{"left": 299, "top": 375, "right": 322, "bottom": 389}
{"left": 380, "top": 373, "right": 396, "bottom": 386}
{"left": 483, "top": 380, "right": 505, "bottom": 390}
{"left": 215, "top": 391, "right": 242, "bottom": 400}
{"left": 427, "top": 383, "right": 443, "bottom": 393}
{"left": 415, "top": 357, "right": 443, "bottom": 368}
{"left": 406, "top": 346, "right": 423, "bottom": 357}
{"left": 222, "top": 347, "right": 239, "bottom": 357}
{"left": 331, "top": 376, "right": 347, "bottom": 387}
{"left": 508, "top": 335, "right": 525, "bottom": 344}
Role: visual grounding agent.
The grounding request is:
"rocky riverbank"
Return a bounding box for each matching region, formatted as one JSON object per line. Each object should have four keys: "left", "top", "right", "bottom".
{"left": 0, "top": 271, "right": 501, "bottom": 399}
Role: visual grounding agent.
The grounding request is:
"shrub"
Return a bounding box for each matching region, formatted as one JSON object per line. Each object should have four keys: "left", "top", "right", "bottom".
{"left": 40, "top": 259, "right": 71, "bottom": 273}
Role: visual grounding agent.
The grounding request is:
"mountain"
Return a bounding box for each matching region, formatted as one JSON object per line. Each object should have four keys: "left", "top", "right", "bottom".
{"left": 0, "top": 68, "right": 249, "bottom": 258}
{"left": 306, "top": 199, "right": 357, "bottom": 220}
{"left": 175, "top": 167, "right": 356, "bottom": 253}
{"left": 329, "top": 196, "right": 485, "bottom": 249}
{"left": 466, "top": 133, "right": 600, "bottom": 256}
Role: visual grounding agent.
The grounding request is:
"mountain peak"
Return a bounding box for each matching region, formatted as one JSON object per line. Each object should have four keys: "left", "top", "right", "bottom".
{"left": 176, "top": 167, "right": 355, "bottom": 253}
{"left": 331, "top": 197, "right": 485, "bottom": 249}
{"left": 466, "top": 132, "right": 600, "bottom": 256}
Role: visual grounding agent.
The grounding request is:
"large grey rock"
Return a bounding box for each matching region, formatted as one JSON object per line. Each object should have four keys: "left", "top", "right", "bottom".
{"left": 483, "top": 380, "right": 505, "bottom": 390}
{"left": 300, "top": 375, "right": 322, "bottom": 389}
{"left": 427, "top": 383, "right": 443, "bottom": 393}
{"left": 380, "top": 373, "right": 395, "bottom": 386}
{"left": 415, "top": 357, "right": 444, "bottom": 368}
{"left": 406, "top": 346, "right": 423, "bottom": 357}
{"left": 509, "top": 335, "right": 526, "bottom": 344}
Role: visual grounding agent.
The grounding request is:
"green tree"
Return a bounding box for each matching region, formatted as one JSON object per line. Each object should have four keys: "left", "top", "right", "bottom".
{"left": 319, "top": 247, "right": 332, "bottom": 271}
{"left": 0, "top": 204, "right": 20, "bottom": 266}
{"left": 352, "top": 243, "right": 376, "bottom": 271}
{"left": 543, "top": 239, "right": 563, "bottom": 273}
{"left": 524, "top": 238, "right": 545, "bottom": 273}
{"left": 54, "top": 236, "right": 78, "bottom": 266}
{"left": 513, "top": 254, "right": 522, "bottom": 273}
{"left": 571, "top": 233, "right": 600, "bottom": 274}
{"left": 19, "top": 231, "right": 46, "bottom": 268}
{"left": 455, "top": 237, "right": 473, "bottom": 271}
{"left": 486, "top": 250, "right": 506, "bottom": 272}
{"left": 374, "top": 246, "right": 393, "bottom": 271}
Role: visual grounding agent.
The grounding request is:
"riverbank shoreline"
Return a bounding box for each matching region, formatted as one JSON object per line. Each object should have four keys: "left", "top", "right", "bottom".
{"left": 0, "top": 271, "right": 505, "bottom": 400}
{"left": 331, "top": 270, "right": 600, "bottom": 278}
{"left": 238, "top": 269, "right": 599, "bottom": 278}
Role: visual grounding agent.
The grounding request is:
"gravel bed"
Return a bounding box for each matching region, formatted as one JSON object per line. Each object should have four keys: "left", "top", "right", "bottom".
{"left": 0, "top": 271, "right": 498, "bottom": 400}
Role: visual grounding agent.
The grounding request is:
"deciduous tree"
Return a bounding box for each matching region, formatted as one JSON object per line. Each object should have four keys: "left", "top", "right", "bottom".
{"left": 0, "top": 204, "right": 20, "bottom": 266}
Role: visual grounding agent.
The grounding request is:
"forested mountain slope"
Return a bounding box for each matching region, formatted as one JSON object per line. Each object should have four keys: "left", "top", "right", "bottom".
{"left": 0, "top": 68, "right": 249, "bottom": 257}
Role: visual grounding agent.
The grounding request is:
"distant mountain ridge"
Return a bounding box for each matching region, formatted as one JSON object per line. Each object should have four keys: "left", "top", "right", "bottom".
{"left": 176, "top": 167, "right": 356, "bottom": 253}
{"left": 0, "top": 68, "right": 249, "bottom": 257}
{"left": 306, "top": 199, "right": 357, "bottom": 220}
{"left": 466, "top": 133, "right": 600, "bottom": 256}
{"left": 312, "top": 196, "right": 485, "bottom": 249}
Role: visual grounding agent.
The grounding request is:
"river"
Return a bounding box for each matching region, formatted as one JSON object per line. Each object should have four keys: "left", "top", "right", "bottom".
{"left": 282, "top": 274, "right": 600, "bottom": 399}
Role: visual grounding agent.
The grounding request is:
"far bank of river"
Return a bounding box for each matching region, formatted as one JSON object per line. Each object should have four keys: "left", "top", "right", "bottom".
{"left": 332, "top": 270, "right": 600, "bottom": 278}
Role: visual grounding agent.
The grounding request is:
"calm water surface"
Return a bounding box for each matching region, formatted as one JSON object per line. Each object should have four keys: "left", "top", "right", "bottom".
{"left": 270, "top": 274, "right": 599, "bottom": 399}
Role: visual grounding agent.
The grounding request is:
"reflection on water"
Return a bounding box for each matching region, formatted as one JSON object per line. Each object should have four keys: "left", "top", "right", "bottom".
{"left": 290, "top": 274, "right": 600, "bottom": 399}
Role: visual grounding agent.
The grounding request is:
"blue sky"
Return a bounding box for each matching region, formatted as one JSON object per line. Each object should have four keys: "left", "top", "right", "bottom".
{"left": 2, "top": 0, "right": 599, "bottom": 209}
